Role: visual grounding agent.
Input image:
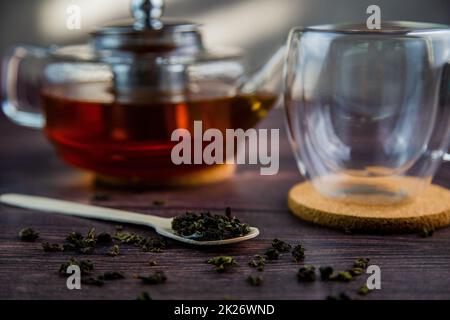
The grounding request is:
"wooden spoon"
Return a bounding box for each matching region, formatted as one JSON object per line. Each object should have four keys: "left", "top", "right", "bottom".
{"left": 0, "top": 193, "right": 259, "bottom": 246}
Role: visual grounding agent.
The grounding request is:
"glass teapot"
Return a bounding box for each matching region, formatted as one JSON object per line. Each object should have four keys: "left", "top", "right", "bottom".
{"left": 1, "top": 0, "right": 283, "bottom": 186}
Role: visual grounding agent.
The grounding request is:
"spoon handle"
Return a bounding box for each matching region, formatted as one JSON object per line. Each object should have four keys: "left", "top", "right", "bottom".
{"left": 0, "top": 193, "right": 171, "bottom": 229}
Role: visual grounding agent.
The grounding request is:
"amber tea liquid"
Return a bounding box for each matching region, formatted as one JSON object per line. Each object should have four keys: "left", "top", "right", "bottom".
{"left": 42, "top": 82, "right": 276, "bottom": 181}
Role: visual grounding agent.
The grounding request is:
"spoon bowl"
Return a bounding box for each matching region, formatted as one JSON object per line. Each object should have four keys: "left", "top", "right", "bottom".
{"left": 155, "top": 223, "right": 260, "bottom": 245}
{"left": 0, "top": 193, "right": 260, "bottom": 246}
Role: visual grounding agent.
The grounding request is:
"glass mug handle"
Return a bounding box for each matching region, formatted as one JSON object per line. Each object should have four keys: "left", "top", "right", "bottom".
{"left": 1, "top": 45, "right": 48, "bottom": 129}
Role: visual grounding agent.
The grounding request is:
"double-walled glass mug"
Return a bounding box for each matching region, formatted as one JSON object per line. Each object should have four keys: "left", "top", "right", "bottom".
{"left": 284, "top": 22, "right": 450, "bottom": 205}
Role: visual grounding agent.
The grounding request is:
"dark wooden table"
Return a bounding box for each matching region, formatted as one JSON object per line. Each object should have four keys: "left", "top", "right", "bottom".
{"left": 1, "top": 110, "right": 449, "bottom": 300}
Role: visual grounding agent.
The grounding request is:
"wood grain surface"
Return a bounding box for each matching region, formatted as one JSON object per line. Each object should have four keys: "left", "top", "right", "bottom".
{"left": 1, "top": 110, "right": 450, "bottom": 300}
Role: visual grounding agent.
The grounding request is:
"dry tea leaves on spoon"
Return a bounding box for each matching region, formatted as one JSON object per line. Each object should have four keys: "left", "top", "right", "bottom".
{"left": 171, "top": 208, "right": 251, "bottom": 241}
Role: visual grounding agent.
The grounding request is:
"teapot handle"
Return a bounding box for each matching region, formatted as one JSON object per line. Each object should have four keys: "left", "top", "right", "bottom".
{"left": 240, "top": 45, "right": 286, "bottom": 109}
{"left": 1, "top": 45, "right": 48, "bottom": 128}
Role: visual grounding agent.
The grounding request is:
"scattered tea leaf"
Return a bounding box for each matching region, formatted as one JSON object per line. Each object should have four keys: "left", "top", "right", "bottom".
{"left": 330, "top": 271, "right": 353, "bottom": 282}
{"left": 264, "top": 248, "right": 280, "bottom": 260}
{"left": 358, "top": 284, "right": 372, "bottom": 296}
{"left": 66, "top": 231, "right": 83, "bottom": 244}
{"left": 271, "top": 239, "right": 291, "bottom": 252}
{"left": 319, "top": 266, "right": 334, "bottom": 281}
{"left": 18, "top": 228, "right": 39, "bottom": 242}
{"left": 90, "top": 193, "right": 110, "bottom": 201}
{"left": 247, "top": 275, "right": 263, "bottom": 286}
{"left": 292, "top": 244, "right": 305, "bottom": 262}
{"left": 148, "top": 260, "right": 158, "bottom": 266}
{"left": 42, "top": 242, "right": 64, "bottom": 252}
{"left": 349, "top": 267, "right": 364, "bottom": 276}
{"left": 64, "top": 228, "right": 97, "bottom": 254}
{"left": 141, "top": 238, "right": 166, "bottom": 253}
{"left": 79, "top": 246, "right": 95, "bottom": 254}
{"left": 353, "top": 258, "right": 370, "bottom": 269}
{"left": 207, "top": 256, "right": 236, "bottom": 272}
{"left": 97, "top": 232, "right": 113, "bottom": 244}
{"left": 113, "top": 231, "right": 141, "bottom": 245}
{"left": 153, "top": 199, "right": 165, "bottom": 206}
{"left": 326, "top": 292, "right": 352, "bottom": 300}
{"left": 248, "top": 255, "right": 265, "bottom": 271}
{"left": 82, "top": 276, "right": 104, "bottom": 286}
{"left": 136, "top": 271, "right": 167, "bottom": 285}
{"left": 419, "top": 227, "right": 434, "bottom": 238}
{"left": 343, "top": 228, "right": 353, "bottom": 235}
{"left": 59, "top": 258, "right": 94, "bottom": 277}
{"left": 107, "top": 244, "right": 120, "bottom": 257}
{"left": 137, "top": 291, "right": 152, "bottom": 300}
{"left": 324, "top": 258, "right": 370, "bottom": 282}
{"left": 82, "top": 271, "right": 125, "bottom": 286}
{"left": 114, "top": 231, "right": 166, "bottom": 253}
{"left": 84, "top": 228, "right": 96, "bottom": 246}
{"left": 102, "top": 271, "right": 125, "bottom": 280}
{"left": 297, "top": 265, "right": 316, "bottom": 282}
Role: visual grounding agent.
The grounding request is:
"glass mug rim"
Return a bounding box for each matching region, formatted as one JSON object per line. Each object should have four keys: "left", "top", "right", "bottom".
{"left": 290, "top": 20, "right": 450, "bottom": 36}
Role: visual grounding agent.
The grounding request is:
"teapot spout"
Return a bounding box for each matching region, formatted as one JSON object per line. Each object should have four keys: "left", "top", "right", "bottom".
{"left": 241, "top": 45, "right": 286, "bottom": 102}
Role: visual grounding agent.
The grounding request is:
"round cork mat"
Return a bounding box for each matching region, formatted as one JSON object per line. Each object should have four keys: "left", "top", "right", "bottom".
{"left": 288, "top": 181, "right": 450, "bottom": 233}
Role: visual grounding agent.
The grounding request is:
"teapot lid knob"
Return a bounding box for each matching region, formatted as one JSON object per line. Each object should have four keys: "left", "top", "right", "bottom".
{"left": 132, "top": 0, "right": 165, "bottom": 30}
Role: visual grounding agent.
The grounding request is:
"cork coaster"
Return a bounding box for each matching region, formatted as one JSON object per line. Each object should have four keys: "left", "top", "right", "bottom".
{"left": 288, "top": 181, "right": 450, "bottom": 233}
{"left": 95, "top": 164, "right": 236, "bottom": 188}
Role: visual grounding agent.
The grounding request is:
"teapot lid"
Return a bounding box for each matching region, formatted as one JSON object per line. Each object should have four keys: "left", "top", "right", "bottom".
{"left": 92, "top": 0, "right": 204, "bottom": 57}
{"left": 55, "top": 0, "right": 241, "bottom": 94}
